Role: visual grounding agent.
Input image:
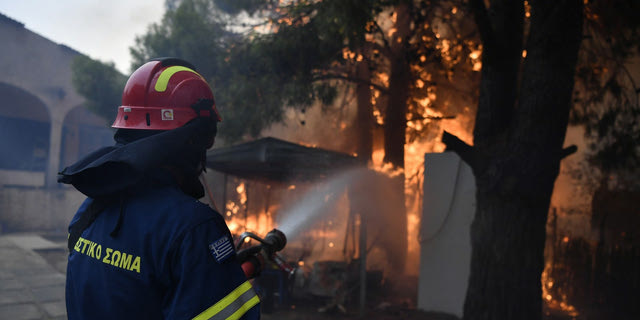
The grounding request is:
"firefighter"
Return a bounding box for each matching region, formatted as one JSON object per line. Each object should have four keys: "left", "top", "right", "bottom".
{"left": 59, "top": 58, "right": 260, "bottom": 319}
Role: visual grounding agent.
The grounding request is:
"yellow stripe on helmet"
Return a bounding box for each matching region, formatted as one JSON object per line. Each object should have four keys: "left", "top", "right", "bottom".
{"left": 154, "top": 66, "right": 204, "bottom": 92}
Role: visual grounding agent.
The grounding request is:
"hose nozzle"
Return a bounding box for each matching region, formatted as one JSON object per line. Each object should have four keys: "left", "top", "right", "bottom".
{"left": 236, "top": 228, "right": 290, "bottom": 279}
{"left": 263, "top": 229, "right": 287, "bottom": 254}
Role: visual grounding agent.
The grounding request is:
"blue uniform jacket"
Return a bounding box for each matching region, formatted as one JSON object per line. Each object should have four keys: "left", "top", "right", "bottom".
{"left": 66, "top": 179, "right": 260, "bottom": 319}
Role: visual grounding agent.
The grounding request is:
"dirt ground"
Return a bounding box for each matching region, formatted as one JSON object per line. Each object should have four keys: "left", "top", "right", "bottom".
{"left": 260, "top": 300, "right": 460, "bottom": 320}
{"left": 255, "top": 270, "right": 463, "bottom": 320}
{"left": 262, "top": 309, "right": 458, "bottom": 320}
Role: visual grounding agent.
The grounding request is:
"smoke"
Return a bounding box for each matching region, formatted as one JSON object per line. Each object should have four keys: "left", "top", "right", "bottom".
{"left": 273, "top": 167, "right": 407, "bottom": 275}
{"left": 261, "top": 97, "right": 358, "bottom": 156}
{"left": 551, "top": 126, "right": 591, "bottom": 211}
{"left": 276, "top": 168, "right": 367, "bottom": 240}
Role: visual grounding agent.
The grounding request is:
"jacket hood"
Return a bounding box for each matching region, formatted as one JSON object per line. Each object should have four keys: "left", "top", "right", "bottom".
{"left": 58, "top": 118, "right": 215, "bottom": 199}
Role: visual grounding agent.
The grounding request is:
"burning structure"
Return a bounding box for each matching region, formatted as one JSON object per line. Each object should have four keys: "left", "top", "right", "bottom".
{"left": 204, "top": 137, "right": 409, "bottom": 313}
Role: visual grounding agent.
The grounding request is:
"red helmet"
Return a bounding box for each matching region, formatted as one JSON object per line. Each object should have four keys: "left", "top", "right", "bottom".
{"left": 112, "top": 58, "right": 221, "bottom": 130}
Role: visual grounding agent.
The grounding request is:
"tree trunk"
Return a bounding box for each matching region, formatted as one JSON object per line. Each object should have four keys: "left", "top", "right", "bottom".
{"left": 381, "top": 2, "right": 412, "bottom": 272}
{"left": 355, "top": 49, "right": 374, "bottom": 163}
{"left": 383, "top": 3, "right": 411, "bottom": 169}
{"left": 462, "top": 1, "right": 583, "bottom": 319}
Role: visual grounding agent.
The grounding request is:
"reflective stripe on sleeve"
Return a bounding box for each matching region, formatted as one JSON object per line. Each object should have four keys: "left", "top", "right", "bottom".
{"left": 192, "top": 280, "right": 259, "bottom": 320}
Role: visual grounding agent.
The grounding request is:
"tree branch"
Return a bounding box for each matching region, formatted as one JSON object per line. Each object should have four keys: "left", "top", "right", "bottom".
{"left": 559, "top": 145, "right": 578, "bottom": 160}
{"left": 442, "top": 131, "right": 477, "bottom": 171}
{"left": 407, "top": 115, "right": 456, "bottom": 122}
{"left": 370, "top": 42, "right": 393, "bottom": 60}
{"left": 312, "top": 73, "right": 389, "bottom": 94}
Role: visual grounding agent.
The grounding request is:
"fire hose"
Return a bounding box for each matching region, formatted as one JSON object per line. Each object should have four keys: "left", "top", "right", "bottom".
{"left": 235, "top": 229, "right": 295, "bottom": 279}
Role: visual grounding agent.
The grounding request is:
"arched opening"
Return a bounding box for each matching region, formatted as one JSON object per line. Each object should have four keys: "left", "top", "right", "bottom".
{"left": 0, "top": 82, "right": 50, "bottom": 172}
{"left": 60, "top": 106, "right": 114, "bottom": 170}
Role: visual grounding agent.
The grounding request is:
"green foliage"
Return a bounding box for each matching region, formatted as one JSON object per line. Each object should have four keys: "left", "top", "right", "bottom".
{"left": 77, "top": 0, "right": 479, "bottom": 148}
{"left": 215, "top": 18, "right": 343, "bottom": 139}
{"left": 129, "top": 0, "right": 367, "bottom": 142}
{"left": 213, "top": 0, "right": 270, "bottom": 15}
{"left": 249, "top": 0, "right": 479, "bottom": 144}
{"left": 71, "top": 56, "right": 127, "bottom": 124}
{"left": 130, "top": 0, "right": 226, "bottom": 75}
{"left": 131, "top": 0, "right": 261, "bottom": 142}
{"left": 315, "top": 83, "right": 338, "bottom": 106}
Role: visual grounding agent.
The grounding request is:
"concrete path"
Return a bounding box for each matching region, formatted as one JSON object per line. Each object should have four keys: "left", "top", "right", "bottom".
{"left": 0, "top": 234, "right": 67, "bottom": 320}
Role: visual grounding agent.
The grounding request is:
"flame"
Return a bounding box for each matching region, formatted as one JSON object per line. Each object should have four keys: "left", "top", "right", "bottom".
{"left": 388, "top": 27, "right": 397, "bottom": 38}
{"left": 370, "top": 151, "right": 404, "bottom": 178}
{"left": 226, "top": 200, "right": 241, "bottom": 215}
{"left": 373, "top": 109, "right": 384, "bottom": 125}
{"left": 236, "top": 182, "right": 247, "bottom": 205}
{"left": 342, "top": 48, "right": 357, "bottom": 61}
{"left": 221, "top": 14, "right": 482, "bottom": 269}
{"left": 470, "top": 48, "right": 483, "bottom": 71}
{"left": 223, "top": 180, "right": 276, "bottom": 238}
{"left": 376, "top": 73, "right": 390, "bottom": 86}
{"left": 438, "top": 39, "right": 452, "bottom": 62}
{"left": 542, "top": 265, "right": 580, "bottom": 317}
{"left": 225, "top": 209, "right": 275, "bottom": 238}
{"left": 297, "top": 141, "right": 318, "bottom": 148}
{"left": 227, "top": 220, "right": 240, "bottom": 234}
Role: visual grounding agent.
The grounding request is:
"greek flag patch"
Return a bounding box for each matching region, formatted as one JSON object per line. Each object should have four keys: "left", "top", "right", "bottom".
{"left": 209, "top": 236, "right": 234, "bottom": 263}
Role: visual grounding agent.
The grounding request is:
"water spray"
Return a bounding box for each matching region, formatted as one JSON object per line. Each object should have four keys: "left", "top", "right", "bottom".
{"left": 276, "top": 168, "right": 367, "bottom": 241}
{"left": 230, "top": 168, "right": 371, "bottom": 279}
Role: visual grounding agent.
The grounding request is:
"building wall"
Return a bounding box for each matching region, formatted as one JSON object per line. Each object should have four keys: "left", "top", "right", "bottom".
{"left": 0, "top": 13, "right": 112, "bottom": 232}
{"left": 1, "top": 13, "right": 93, "bottom": 187}
{"left": 0, "top": 187, "right": 85, "bottom": 232}
{"left": 417, "top": 152, "right": 475, "bottom": 318}
{"left": 0, "top": 169, "right": 44, "bottom": 187}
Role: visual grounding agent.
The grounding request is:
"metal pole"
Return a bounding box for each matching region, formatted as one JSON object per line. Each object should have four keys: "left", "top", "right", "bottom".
{"left": 265, "top": 184, "right": 271, "bottom": 218}
{"left": 222, "top": 174, "right": 227, "bottom": 215}
{"left": 244, "top": 181, "right": 249, "bottom": 229}
{"left": 359, "top": 213, "right": 367, "bottom": 317}
{"left": 200, "top": 173, "right": 220, "bottom": 214}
